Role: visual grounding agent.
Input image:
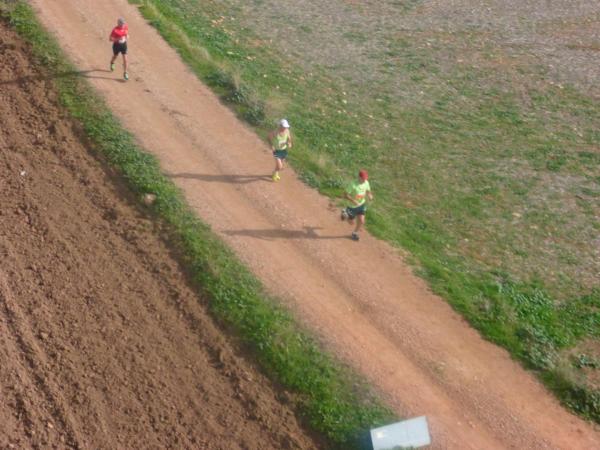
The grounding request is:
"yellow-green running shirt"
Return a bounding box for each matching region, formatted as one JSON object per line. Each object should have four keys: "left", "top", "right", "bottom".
{"left": 347, "top": 180, "right": 370, "bottom": 206}
{"left": 273, "top": 129, "right": 290, "bottom": 150}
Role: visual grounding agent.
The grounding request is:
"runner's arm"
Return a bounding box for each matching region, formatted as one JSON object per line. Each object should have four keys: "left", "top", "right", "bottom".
{"left": 287, "top": 132, "right": 293, "bottom": 149}
{"left": 367, "top": 190, "right": 373, "bottom": 201}
{"left": 267, "top": 130, "right": 276, "bottom": 150}
{"left": 345, "top": 192, "right": 360, "bottom": 205}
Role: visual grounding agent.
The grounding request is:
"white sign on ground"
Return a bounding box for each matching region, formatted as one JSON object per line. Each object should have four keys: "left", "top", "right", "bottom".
{"left": 370, "top": 416, "right": 431, "bottom": 449}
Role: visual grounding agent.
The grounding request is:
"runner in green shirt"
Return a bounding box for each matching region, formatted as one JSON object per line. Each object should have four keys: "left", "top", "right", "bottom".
{"left": 341, "top": 170, "right": 373, "bottom": 241}
{"left": 268, "top": 119, "right": 293, "bottom": 182}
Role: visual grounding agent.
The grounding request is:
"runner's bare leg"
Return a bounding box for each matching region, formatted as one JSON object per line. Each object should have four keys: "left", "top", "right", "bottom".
{"left": 354, "top": 215, "right": 365, "bottom": 234}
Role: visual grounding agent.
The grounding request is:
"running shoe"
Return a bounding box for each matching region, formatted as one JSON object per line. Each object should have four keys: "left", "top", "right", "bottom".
{"left": 272, "top": 173, "right": 280, "bottom": 182}
{"left": 351, "top": 232, "right": 360, "bottom": 241}
{"left": 110, "top": 63, "right": 115, "bottom": 72}
{"left": 124, "top": 72, "right": 129, "bottom": 81}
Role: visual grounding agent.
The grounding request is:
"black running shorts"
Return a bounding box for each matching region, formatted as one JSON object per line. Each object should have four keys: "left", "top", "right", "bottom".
{"left": 345, "top": 203, "right": 367, "bottom": 219}
{"left": 112, "top": 42, "right": 128, "bottom": 55}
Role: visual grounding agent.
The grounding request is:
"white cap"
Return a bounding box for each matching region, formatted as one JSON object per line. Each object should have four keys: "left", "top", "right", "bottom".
{"left": 118, "top": 17, "right": 126, "bottom": 25}
{"left": 279, "top": 119, "right": 290, "bottom": 128}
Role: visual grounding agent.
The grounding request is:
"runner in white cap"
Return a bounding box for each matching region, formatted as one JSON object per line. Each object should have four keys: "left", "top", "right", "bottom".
{"left": 268, "top": 119, "right": 293, "bottom": 181}
{"left": 109, "top": 17, "right": 130, "bottom": 81}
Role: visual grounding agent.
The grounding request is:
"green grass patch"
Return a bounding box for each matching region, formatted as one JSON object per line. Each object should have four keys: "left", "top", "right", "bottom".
{"left": 0, "top": 2, "right": 394, "bottom": 447}
{"left": 125, "top": 0, "right": 600, "bottom": 422}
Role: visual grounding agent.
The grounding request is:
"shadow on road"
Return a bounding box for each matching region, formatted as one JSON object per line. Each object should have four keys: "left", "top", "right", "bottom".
{"left": 168, "top": 172, "right": 272, "bottom": 185}
{"left": 0, "top": 69, "right": 126, "bottom": 85}
{"left": 224, "top": 226, "right": 350, "bottom": 241}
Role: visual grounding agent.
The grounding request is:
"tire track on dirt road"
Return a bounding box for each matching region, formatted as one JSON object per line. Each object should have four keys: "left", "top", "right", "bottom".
{"left": 31, "top": 1, "right": 600, "bottom": 448}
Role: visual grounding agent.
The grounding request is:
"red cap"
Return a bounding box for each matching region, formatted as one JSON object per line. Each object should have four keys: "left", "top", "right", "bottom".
{"left": 359, "top": 169, "right": 369, "bottom": 180}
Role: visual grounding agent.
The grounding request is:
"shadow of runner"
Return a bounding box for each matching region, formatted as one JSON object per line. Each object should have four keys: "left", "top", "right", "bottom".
{"left": 168, "top": 172, "right": 272, "bottom": 185}
{"left": 224, "top": 226, "right": 350, "bottom": 241}
{"left": 0, "top": 69, "right": 125, "bottom": 85}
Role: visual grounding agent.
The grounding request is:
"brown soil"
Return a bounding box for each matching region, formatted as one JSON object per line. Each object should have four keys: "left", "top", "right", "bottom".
{"left": 0, "top": 23, "right": 321, "bottom": 450}
{"left": 29, "top": 0, "right": 600, "bottom": 449}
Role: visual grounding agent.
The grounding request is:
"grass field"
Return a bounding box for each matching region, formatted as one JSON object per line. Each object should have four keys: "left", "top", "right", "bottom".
{"left": 129, "top": 0, "right": 600, "bottom": 421}
{"left": 1, "top": 2, "right": 395, "bottom": 447}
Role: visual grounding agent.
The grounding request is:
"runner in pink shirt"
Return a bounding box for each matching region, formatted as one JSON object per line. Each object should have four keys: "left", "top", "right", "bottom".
{"left": 109, "top": 17, "right": 129, "bottom": 81}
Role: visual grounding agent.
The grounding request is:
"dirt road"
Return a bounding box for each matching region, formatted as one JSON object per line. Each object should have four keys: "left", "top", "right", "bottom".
{"left": 30, "top": 0, "right": 600, "bottom": 448}
{"left": 0, "top": 22, "right": 321, "bottom": 449}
